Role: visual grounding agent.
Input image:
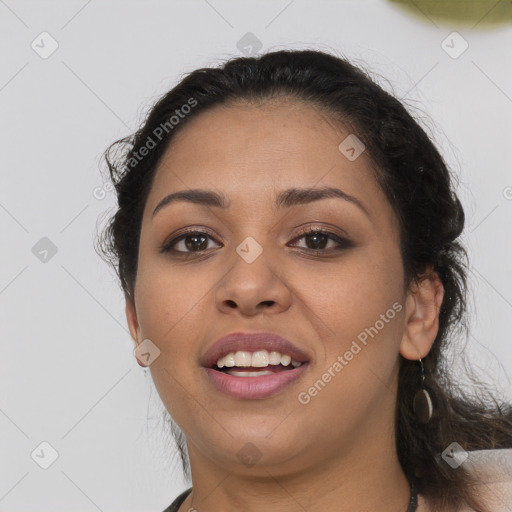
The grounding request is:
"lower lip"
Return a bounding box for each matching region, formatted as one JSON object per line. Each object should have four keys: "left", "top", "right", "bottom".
{"left": 203, "top": 364, "right": 309, "bottom": 399}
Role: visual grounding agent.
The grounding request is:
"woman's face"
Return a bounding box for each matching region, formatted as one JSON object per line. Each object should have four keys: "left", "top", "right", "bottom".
{"left": 127, "top": 99, "right": 410, "bottom": 475}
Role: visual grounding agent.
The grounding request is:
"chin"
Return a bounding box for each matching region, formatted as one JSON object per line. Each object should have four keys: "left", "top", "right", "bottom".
{"left": 206, "top": 429, "right": 308, "bottom": 469}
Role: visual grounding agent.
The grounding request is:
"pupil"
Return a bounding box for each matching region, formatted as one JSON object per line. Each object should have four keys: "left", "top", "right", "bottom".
{"left": 306, "top": 232, "right": 327, "bottom": 250}
{"left": 186, "top": 235, "right": 208, "bottom": 251}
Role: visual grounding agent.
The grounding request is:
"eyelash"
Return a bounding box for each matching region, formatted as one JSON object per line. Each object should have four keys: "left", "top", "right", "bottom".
{"left": 159, "top": 226, "right": 354, "bottom": 258}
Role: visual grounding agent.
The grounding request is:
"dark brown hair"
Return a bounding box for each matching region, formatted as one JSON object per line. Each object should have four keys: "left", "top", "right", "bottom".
{"left": 96, "top": 49, "right": 512, "bottom": 512}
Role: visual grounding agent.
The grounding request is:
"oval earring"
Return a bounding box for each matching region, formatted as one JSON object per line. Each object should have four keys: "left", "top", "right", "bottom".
{"left": 413, "top": 357, "right": 433, "bottom": 424}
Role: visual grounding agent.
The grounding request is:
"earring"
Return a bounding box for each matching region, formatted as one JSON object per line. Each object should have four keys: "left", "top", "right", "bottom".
{"left": 413, "top": 357, "right": 433, "bottom": 424}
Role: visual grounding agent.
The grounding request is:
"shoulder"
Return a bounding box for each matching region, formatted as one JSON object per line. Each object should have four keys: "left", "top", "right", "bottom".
{"left": 458, "top": 448, "right": 512, "bottom": 512}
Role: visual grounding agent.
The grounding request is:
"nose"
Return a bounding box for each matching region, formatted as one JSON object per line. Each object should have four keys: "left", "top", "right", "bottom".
{"left": 214, "top": 245, "right": 292, "bottom": 317}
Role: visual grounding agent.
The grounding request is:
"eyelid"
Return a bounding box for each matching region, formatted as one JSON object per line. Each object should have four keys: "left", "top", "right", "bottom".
{"left": 292, "top": 224, "right": 349, "bottom": 240}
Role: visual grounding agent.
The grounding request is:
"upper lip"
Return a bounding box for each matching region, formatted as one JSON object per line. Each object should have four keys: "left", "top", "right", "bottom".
{"left": 201, "top": 331, "right": 311, "bottom": 368}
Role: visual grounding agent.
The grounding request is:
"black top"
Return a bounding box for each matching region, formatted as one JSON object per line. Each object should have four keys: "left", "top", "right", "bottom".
{"left": 162, "top": 488, "right": 192, "bottom": 512}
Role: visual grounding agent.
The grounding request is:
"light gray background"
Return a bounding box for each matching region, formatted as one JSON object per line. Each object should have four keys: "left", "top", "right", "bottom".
{"left": 1, "top": 1, "right": 511, "bottom": 511}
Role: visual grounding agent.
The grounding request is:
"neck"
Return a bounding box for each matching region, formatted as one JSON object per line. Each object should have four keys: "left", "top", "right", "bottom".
{"left": 182, "top": 430, "right": 413, "bottom": 512}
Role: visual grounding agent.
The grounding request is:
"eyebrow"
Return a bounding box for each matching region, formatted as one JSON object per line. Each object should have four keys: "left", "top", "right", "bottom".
{"left": 151, "top": 186, "right": 370, "bottom": 219}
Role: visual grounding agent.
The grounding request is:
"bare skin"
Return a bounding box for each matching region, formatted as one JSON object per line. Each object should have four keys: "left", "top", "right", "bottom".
{"left": 125, "top": 99, "right": 444, "bottom": 512}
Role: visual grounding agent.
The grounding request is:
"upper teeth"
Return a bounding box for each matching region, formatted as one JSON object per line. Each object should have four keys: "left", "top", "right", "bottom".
{"left": 216, "top": 350, "right": 302, "bottom": 369}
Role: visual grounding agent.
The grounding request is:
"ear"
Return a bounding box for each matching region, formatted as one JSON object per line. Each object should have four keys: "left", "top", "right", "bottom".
{"left": 125, "top": 294, "right": 145, "bottom": 367}
{"left": 399, "top": 267, "right": 445, "bottom": 361}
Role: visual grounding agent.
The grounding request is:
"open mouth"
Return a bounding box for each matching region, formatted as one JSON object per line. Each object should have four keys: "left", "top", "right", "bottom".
{"left": 205, "top": 349, "right": 309, "bottom": 398}
{"left": 211, "top": 350, "right": 305, "bottom": 377}
{"left": 201, "top": 332, "right": 311, "bottom": 399}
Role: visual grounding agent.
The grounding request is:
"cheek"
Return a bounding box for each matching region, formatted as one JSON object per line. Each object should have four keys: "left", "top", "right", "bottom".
{"left": 135, "top": 249, "right": 211, "bottom": 328}
{"left": 332, "top": 255, "right": 403, "bottom": 374}
{"left": 291, "top": 248, "right": 405, "bottom": 428}
{"left": 294, "top": 243, "right": 404, "bottom": 352}
{"left": 135, "top": 259, "right": 212, "bottom": 428}
{"left": 291, "top": 251, "right": 405, "bottom": 440}
{"left": 133, "top": 253, "right": 215, "bottom": 379}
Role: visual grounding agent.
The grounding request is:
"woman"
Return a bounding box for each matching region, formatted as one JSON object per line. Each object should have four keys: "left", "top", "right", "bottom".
{"left": 97, "top": 49, "right": 512, "bottom": 512}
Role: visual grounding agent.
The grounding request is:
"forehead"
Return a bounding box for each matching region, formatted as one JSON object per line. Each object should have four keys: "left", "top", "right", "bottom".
{"left": 147, "top": 100, "right": 382, "bottom": 203}
{"left": 164, "top": 99, "right": 349, "bottom": 169}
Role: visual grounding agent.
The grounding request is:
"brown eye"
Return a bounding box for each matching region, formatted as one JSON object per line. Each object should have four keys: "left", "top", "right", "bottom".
{"left": 301, "top": 232, "right": 331, "bottom": 250}
{"left": 160, "top": 231, "right": 221, "bottom": 255}
{"left": 289, "top": 228, "right": 353, "bottom": 253}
